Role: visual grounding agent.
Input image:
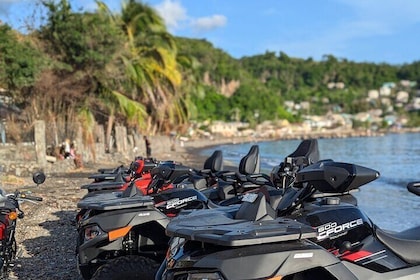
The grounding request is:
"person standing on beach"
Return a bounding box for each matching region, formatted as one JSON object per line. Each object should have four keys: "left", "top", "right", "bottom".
{"left": 64, "top": 138, "right": 71, "bottom": 158}
{"left": 144, "top": 136, "right": 151, "bottom": 158}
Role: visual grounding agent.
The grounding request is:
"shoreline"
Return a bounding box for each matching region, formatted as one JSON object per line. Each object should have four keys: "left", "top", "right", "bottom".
{"left": 1, "top": 128, "right": 419, "bottom": 178}
{"left": 166, "top": 128, "right": 420, "bottom": 170}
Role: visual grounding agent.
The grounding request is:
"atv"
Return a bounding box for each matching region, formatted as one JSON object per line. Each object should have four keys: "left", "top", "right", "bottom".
{"left": 159, "top": 156, "right": 420, "bottom": 279}
{"left": 0, "top": 173, "right": 44, "bottom": 279}
{"left": 75, "top": 142, "right": 288, "bottom": 280}
{"left": 81, "top": 157, "right": 159, "bottom": 194}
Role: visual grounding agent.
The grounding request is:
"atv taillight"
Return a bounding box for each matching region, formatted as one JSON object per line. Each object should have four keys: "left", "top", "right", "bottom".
{"left": 0, "top": 223, "right": 5, "bottom": 240}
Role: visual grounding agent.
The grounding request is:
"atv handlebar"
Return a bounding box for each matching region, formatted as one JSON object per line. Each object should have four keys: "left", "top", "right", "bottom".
{"left": 407, "top": 181, "right": 420, "bottom": 196}
{"left": 246, "top": 173, "right": 274, "bottom": 186}
{"left": 18, "top": 193, "right": 43, "bottom": 202}
{"left": 7, "top": 191, "right": 43, "bottom": 203}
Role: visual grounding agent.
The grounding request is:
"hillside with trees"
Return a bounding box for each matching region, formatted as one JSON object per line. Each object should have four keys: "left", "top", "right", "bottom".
{"left": 0, "top": 0, "right": 419, "bottom": 147}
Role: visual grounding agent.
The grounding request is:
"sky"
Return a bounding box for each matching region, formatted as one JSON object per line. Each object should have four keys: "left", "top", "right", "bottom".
{"left": 1, "top": 0, "right": 420, "bottom": 65}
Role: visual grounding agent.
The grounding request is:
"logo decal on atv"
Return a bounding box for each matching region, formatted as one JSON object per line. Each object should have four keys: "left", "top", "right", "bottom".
{"left": 317, "top": 218, "right": 363, "bottom": 240}
{"left": 294, "top": 252, "right": 314, "bottom": 259}
{"left": 166, "top": 196, "right": 198, "bottom": 209}
{"left": 137, "top": 212, "right": 151, "bottom": 217}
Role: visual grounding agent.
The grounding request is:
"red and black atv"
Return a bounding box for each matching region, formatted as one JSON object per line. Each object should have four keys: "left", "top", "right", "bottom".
{"left": 0, "top": 173, "right": 44, "bottom": 279}
{"left": 81, "top": 157, "right": 159, "bottom": 194}
{"left": 75, "top": 144, "right": 276, "bottom": 280}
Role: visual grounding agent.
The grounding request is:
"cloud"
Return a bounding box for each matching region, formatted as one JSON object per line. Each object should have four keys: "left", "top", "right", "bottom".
{"left": 191, "top": 14, "right": 227, "bottom": 32}
{"left": 153, "top": 0, "right": 187, "bottom": 30}
{"left": 153, "top": 0, "right": 227, "bottom": 33}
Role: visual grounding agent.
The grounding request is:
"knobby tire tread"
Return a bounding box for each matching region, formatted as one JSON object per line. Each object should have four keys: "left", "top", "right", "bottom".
{"left": 91, "top": 255, "right": 159, "bottom": 280}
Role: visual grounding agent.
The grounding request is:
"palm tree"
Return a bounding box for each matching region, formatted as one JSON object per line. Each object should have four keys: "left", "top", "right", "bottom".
{"left": 119, "top": 0, "right": 183, "bottom": 132}
{"left": 96, "top": 0, "right": 186, "bottom": 142}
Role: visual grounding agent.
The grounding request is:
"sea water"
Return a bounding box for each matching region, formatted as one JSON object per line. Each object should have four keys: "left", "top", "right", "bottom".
{"left": 201, "top": 132, "right": 420, "bottom": 231}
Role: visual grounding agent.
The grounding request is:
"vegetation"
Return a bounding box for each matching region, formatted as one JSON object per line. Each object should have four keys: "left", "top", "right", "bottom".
{"left": 0, "top": 0, "right": 419, "bottom": 146}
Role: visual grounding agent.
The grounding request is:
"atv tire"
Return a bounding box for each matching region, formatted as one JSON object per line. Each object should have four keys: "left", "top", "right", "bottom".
{"left": 91, "top": 255, "right": 159, "bottom": 280}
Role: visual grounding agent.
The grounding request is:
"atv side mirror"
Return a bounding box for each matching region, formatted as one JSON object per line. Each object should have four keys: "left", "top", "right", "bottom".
{"left": 407, "top": 181, "right": 420, "bottom": 196}
{"left": 32, "top": 172, "right": 46, "bottom": 185}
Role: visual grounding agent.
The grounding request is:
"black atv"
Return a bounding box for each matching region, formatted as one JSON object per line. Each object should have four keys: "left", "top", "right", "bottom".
{"left": 160, "top": 157, "right": 420, "bottom": 279}
{"left": 76, "top": 144, "right": 272, "bottom": 280}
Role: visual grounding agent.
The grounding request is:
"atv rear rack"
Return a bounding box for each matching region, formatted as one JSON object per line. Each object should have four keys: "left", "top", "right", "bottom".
{"left": 166, "top": 207, "right": 317, "bottom": 246}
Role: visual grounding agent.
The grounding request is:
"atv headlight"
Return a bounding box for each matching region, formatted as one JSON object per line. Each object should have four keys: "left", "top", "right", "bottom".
{"left": 167, "top": 237, "right": 186, "bottom": 259}
{"left": 83, "top": 224, "right": 104, "bottom": 242}
{"left": 187, "top": 272, "right": 224, "bottom": 280}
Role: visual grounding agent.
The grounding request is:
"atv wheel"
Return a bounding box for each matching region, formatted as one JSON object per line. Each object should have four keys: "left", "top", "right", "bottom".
{"left": 91, "top": 255, "right": 159, "bottom": 280}
{"left": 77, "top": 262, "right": 99, "bottom": 280}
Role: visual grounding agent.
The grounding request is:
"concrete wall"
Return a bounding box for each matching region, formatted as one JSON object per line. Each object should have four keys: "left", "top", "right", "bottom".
{"left": 0, "top": 120, "right": 175, "bottom": 176}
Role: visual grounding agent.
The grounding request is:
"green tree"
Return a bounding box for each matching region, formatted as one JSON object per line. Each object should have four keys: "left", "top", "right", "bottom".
{"left": 33, "top": 0, "right": 128, "bottom": 146}
{"left": 108, "top": 0, "right": 183, "bottom": 133}
{"left": 0, "top": 24, "right": 45, "bottom": 100}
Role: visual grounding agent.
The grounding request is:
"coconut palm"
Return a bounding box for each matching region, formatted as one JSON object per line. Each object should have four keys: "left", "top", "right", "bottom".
{"left": 97, "top": 0, "right": 185, "bottom": 133}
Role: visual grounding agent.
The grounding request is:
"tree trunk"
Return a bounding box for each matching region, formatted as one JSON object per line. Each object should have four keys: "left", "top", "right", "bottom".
{"left": 105, "top": 113, "right": 115, "bottom": 153}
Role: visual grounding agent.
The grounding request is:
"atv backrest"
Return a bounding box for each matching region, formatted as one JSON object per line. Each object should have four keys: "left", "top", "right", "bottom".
{"left": 238, "top": 145, "right": 260, "bottom": 175}
{"left": 202, "top": 150, "right": 223, "bottom": 173}
{"left": 287, "top": 139, "right": 320, "bottom": 164}
{"left": 130, "top": 159, "right": 145, "bottom": 175}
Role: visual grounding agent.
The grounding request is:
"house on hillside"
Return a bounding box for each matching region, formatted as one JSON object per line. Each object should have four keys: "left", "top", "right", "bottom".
{"left": 209, "top": 121, "right": 249, "bottom": 137}
{"left": 0, "top": 92, "right": 21, "bottom": 119}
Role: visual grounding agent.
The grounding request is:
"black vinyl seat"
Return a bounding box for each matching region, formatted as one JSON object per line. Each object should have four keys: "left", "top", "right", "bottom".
{"left": 376, "top": 226, "right": 420, "bottom": 264}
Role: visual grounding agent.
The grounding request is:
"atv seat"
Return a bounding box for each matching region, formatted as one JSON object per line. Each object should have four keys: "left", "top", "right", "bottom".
{"left": 376, "top": 225, "right": 420, "bottom": 264}
{"left": 186, "top": 150, "right": 224, "bottom": 190}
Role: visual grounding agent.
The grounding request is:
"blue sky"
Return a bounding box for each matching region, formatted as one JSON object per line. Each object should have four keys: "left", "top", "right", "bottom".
{"left": 1, "top": 0, "right": 420, "bottom": 64}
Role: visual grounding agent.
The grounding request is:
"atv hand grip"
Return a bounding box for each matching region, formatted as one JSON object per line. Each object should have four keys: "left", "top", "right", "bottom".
{"left": 407, "top": 181, "right": 420, "bottom": 196}
{"left": 20, "top": 194, "right": 43, "bottom": 201}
